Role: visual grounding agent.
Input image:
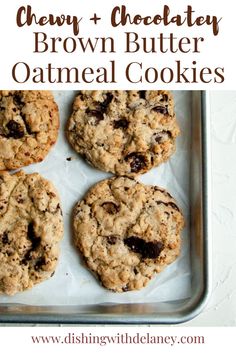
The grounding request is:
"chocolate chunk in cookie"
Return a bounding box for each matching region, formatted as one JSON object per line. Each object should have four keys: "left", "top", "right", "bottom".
{"left": 6, "top": 120, "right": 24, "bottom": 139}
{"left": 124, "top": 237, "right": 163, "bottom": 259}
{"left": 125, "top": 153, "right": 147, "bottom": 173}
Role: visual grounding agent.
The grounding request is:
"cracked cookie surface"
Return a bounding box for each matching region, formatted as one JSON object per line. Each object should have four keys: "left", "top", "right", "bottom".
{"left": 67, "top": 90, "right": 180, "bottom": 176}
{"left": 73, "top": 177, "right": 184, "bottom": 292}
{"left": 0, "top": 90, "right": 59, "bottom": 170}
{"left": 0, "top": 170, "right": 63, "bottom": 295}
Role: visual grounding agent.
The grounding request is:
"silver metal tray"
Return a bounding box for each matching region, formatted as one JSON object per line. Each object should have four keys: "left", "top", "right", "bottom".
{"left": 0, "top": 91, "right": 211, "bottom": 324}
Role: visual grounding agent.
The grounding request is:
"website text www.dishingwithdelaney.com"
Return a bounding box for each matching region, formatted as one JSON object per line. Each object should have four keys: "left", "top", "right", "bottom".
{"left": 30, "top": 332, "right": 205, "bottom": 346}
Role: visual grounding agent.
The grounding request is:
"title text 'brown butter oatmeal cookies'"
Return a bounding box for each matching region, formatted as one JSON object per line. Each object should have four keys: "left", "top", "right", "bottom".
{"left": 67, "top": 90, "right": 180, "bottom": 176}
{"left": 0, "top": 90, "right": 59, "bottom": 170}
{"left": 0, "top": 170, "right": 63, "bottom": 295}
{"left": 73, "top": 177, "right": 184, "bottom": 292}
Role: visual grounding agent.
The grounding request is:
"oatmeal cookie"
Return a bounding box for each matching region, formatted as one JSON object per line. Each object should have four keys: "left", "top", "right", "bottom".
{"left": 73, "top": 177, "right": 184, "bottom": 292}
{"left": 67, "top": 90, "right": 180, "bottom": 176}
{"left": 0, "top": 90, "right": 59, "bottom": 170}
{"left": 0, "top": 170, "right": 63, "bottom": 295}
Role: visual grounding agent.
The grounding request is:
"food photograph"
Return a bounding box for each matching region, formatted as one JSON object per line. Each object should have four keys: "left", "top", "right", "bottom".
{"left": 0, "top": 90, "right": 213, "bottom": 324}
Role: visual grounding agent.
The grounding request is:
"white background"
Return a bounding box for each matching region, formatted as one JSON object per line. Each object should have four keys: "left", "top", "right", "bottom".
{"left": 0, "top": 0, "right": 236, "bottom": 89}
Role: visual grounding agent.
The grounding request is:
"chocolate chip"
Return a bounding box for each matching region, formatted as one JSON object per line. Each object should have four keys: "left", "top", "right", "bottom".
{"left": 27, "top": 222, "right": 41, "bottom": 250}
{"left": 114, "top": 118, "right": 129, "bottom": 129}
{"left": 107, "top": 236, "right": 118, "bottom": 245}
{"left": 139, "top": 90, "right": 146, "bottom": 99}
{"left": 87, "top": 93, "right": 113, "bottom": 119}
{"left": 21, "top": 258, "right": 28, "bottom": 266}
{"left": 160, "top": 94, "right": 168, "bottom": 102}
{"left": 154, "top": 134, "right": 163, "bottom": 144}
{"left": 86, "top": 109, "right": 104, "bottom": 124}
{"left": 125, "top": 153, "right": 147, "bottom": 173}
{"left": 101, "top": 93, "right": 113, "bottom": 110}
{"left": 66, "top": 157, "right": 72, "bottom": 161}
{"left": 77, "top": 92, "right": 85, "bottom": 100}
{"left": 101, "top": 202, "right": 120, "bottom": 214}
{"left": 152, "top": 106, "right": 168, "bottom": 115}
{"left": 122, "top": 285, "right": 129, "bottom": 292}
{"left": 134, "top": 268, "right": 139, "bottom": 275}
{"left": 34, "top": 257, "right": 46, "bottom": 270}
{"left": 6, "top": 120, "right": 24, "bottom": 139}
{"left": 23, "top": 250, "right": 32, "bottom": 262}
{"left": 124, "top": 236, "right": 163, "bottom": 259}
{"left": 13, "top": 93, "right": 24, "bottom": 107}
{"left": 154, "top": 130, "right": 172, "bottom": 143}
{"left": 1, "top": 232, "right": 9, "bottom": 244}
{"left": 156, "top": 201, "right": 180, "bottom": 212}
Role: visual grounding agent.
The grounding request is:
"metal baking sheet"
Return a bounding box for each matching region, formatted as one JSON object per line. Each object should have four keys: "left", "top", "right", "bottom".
{"left": 0, "top": 91, "right": 211, "bottom": 324}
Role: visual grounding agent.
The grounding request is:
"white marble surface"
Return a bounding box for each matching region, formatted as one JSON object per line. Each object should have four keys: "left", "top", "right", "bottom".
{"left": 182, "top": 91, "right": 236, "bottom": 326}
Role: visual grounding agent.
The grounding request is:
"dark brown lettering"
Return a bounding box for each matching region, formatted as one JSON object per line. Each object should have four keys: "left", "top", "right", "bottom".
{"left": 199, "top": 67, "right": 212, "bottom": 83}
{"left": 12, "top": 62, "right": 30, "bottom": 83}
{"left": 214, "top": 68, "right": 224, "bottom": 83}
{"left": 16, "top": 5, "right": 82, "bottom": 35}
{"left": 111, "top": 5, "right": 221, "bottom": 36}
